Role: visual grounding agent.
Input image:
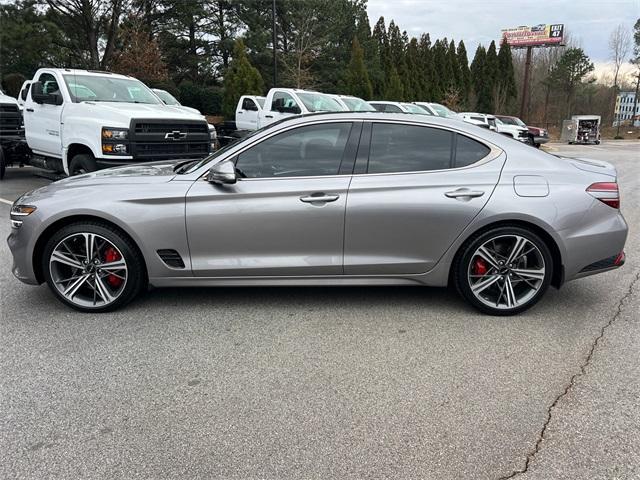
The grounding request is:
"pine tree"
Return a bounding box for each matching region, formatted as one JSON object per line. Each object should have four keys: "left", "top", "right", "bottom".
{"left": 496, "top": 37, "right": 517, "bottom": 113}
{"left": 447, "top": 39, "right": 461, "bottom": 92}
{"left": 470, "top": 45, "right": 487, "bottom": 111}
{"left": 480, "top": 40, "right": 498, "bottom": 113}
{"left": 222, "top": 39, "right": 264, "bottom": 118}
{"left": 345, "top": 37, "right": 373, "bottom": 99}
{"left": 457, "top": 40, "right": 471, "bottom": 107}
{"left": 372, "top": 16, "right": 389, "bottom": 97}
{"left": 418, "top": 33, "right": 434, "bottom": 100}
{"left": 405, "top": 37, "right": 424, "bottom": 100}
{"left": 431, "top": 39, "right": 449, "bottom": 101}
{"left": 384, "top": 65, "right": 404, "bottom": 100}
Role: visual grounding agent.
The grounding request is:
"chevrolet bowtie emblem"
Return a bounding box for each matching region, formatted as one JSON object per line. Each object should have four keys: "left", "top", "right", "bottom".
{"left": 165, "top": 130, "right": 187, "bottom": 140}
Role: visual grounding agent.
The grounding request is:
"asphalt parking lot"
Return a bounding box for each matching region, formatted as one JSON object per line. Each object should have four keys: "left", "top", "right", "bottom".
{"left": 1, "top": 141, "right": 639, "bottom": 479}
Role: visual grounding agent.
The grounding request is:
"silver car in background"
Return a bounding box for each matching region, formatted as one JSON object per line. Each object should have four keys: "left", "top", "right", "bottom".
{"left": 8, "top": 113, "right": 627, "bottom": 315}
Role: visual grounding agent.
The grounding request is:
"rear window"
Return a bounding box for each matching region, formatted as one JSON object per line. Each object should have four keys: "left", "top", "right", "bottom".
{"left": 368, "top": 124, "right": 453, "bottom": 173}
{"left": 454, "top": 134, "right": 491, "bottom": 167}
{"left": 367, "top": 124, "right": 491, "bottom": 173}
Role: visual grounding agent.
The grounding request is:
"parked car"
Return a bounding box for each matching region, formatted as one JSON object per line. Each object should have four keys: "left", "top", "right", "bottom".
{"left": 458, "top": 112, "right": 498, "bottom": 131}
{"left": 235, "top": 95, "right": 267, "bottom": 130}
{"left": 20, "top": 69, "right": 213, "bottom": 176}
{"left": 235, "top": 88, "right": 344, "bottom": 131}
{"left": 369, "top": 101, "right": 433, "bottom": 114}
{"left": 414, "top": 102, "right": 456, "bottom": 118}
{"left": 494, "top": 117, "right": 529, "bottom": 142}
{"left": 495, "top": 115, "right": 549, "bottom": 147}
{"left": 329, "top": 95, "right": 376, "bottom": 112}
{"left": 0, "top": 88, "right": 29, "bottom": 179}
{"left": 9, "top": 113, "right": 627, "bottom": 316}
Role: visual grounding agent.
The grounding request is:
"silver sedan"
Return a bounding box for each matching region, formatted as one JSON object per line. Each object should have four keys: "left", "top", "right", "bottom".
{"left": 8, "top": 113, "right": 628, "bottom": 315}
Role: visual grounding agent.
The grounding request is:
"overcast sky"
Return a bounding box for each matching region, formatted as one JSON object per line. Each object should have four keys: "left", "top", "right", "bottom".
{"left": 367, "top": 0, "right": 639, "bottom": 80}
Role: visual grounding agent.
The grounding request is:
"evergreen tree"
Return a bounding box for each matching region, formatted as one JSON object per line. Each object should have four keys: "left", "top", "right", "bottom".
{"left": 447, "top": 39, "right": 461, "bottom": 92}
{"left": 470, "top": 45, "right": 488, "bottom": 111}
{"left": 480, "top": 40, "right": 498, "bottom": 112}
{"left": 384, "top": 65, "right": 404, "bottom": 100}
{"left": 457, "top": 40, "right": 471, "bottom": 107}
{"left": 345, "top": 37, "right": 373, "bottom": 99}
{"left": 496, "top": 37, "right": 517, "bottom": 112}
{"left": 405, "top": 37, "right": 425, "bottom": 100}
{"left": 222, "top": 39, "right": 264, "bottom": 118}
{"left": 418, "top": 33, "right": 435, "bottom": 100}
{"left": 431, "top": 39, "right": 449, "bottom": 101}
{"left": 371, "top": 16, "right": 389, "bottom": 96}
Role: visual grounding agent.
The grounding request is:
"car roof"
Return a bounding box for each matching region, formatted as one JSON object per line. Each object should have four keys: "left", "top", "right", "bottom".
{"left": 45, "top": 68, "right": 134, "bottom": 80}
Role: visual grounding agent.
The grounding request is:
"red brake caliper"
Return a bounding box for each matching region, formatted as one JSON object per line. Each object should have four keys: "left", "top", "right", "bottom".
{"left": 103, "top": 247, "right": 123, "bottom": 288}
{"left": 473, "top": 257, "right": 488, "bottom": 276}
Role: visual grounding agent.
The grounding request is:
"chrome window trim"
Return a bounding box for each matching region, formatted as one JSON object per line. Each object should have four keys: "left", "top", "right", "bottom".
{"left": 197, "top": 118, "right": 503, "bottom": 181}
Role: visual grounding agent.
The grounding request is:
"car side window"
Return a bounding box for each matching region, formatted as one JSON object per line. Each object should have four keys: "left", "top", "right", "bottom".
{"left": 454, "top": 134, "right": 491, "bottom": 167}
{"left": 242, "top": 98, "right": 258, "bottom": 111}
{"left": 384, "top": 104, "right": 403, "bottom": 113}
{"left": 236, "top": 123, "right": 352, "bottom": 178}
{"left": 370, "top": 103, "right": 385, "bottom": 112}
{"left": 367, "top": 123, "right": 453, "bottom": 174}
{"left": 271, "top": 92, "right": 298, "bottom": 111}
{"left": 38, "top": 73, "right": 59, "bottom": 95}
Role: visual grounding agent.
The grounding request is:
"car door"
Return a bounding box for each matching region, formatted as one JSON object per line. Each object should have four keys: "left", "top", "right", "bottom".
{"left": 344, "top": 121, "right": 505, "bottom": 275}
{"left": 236, "top": 97, "right": 260, "bottom": 130}
{"left": 259, "top": 91, "right": 301, "bottom": 128}
{"left": 24, "top": 71, "right": 64, "bottom": 158}
{"left": 186, "top": 121, "right": 361, "bottom": 277}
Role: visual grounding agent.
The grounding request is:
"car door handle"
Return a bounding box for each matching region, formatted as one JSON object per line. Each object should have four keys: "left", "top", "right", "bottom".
{"left": 300, "top": 194, "right": 340, "bottom": 203}
{"left": 237, "top": 111, "right": 243, "bottom": 114}
{"left": 265, "top": 115, "right": 273, "bottom": 118}
{"left": 445, "top": 188, "right": 485, "bottom": 199}
{"left": 26, "top": 108, "right": 34, "bottom": 112}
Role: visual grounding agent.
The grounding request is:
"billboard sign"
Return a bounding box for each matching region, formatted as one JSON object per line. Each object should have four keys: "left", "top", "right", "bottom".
{"left": 501, "top": 24, "right": 564, "bottom": 48}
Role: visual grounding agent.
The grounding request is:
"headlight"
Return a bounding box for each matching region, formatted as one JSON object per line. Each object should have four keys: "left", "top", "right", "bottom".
{"left": 102, "top": 127, "right": 130, "bottom": 155}
{"left": 11, "top": 205, "right": 37, "bottom": 216}
{"left": 102, "top": 127, "right": 128, "bottom": 140}
{"left": 10, "top": 205, "right": 37, "bottom": 228}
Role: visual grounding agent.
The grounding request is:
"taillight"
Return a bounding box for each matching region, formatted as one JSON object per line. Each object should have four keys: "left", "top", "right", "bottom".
{"left": 586, "top": 182, "right": 620, "bottom": 209}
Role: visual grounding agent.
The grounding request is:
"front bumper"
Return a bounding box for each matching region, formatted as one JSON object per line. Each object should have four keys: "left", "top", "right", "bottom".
{"left": 532, "top": 135, "right": 549, "bottom": 145}
{"left": 7, "top": 226, "right": 40, "bottom": 285}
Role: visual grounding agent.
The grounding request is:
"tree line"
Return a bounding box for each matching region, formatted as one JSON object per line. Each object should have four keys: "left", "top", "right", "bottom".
{"left": 1, "top": 0, "right": 636, "bottom": 127}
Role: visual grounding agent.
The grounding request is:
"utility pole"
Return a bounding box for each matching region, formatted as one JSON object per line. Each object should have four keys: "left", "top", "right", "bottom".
{"left": 272, "top": 0, "right": 277, "bottom": 87}
{"left": 519, "top": 46, "right": 533, "bottom": 122}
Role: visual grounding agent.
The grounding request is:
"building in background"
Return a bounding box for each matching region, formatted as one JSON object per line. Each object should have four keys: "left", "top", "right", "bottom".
{"left": 613, "top": 91, "right": 639, "bottom": 127}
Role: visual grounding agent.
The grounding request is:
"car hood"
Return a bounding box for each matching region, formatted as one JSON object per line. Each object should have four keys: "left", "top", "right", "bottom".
{"left": 81, "top": 101, "right": 205, "bottom": 120}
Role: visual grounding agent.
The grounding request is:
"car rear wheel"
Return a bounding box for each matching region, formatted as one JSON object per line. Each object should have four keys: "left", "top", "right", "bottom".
{"left": 454, "top": 226, "right": 553, "bottom": 315}
{"left": 42, "top": 222, "right": 145, "bottom": 312}
{"left": 69, "top": 153, "right": 97, "bottom": 176}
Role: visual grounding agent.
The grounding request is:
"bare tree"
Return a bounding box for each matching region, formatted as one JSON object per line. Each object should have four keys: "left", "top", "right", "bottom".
{"left": 609, "top": 24, "right": 632, "bottom": 88}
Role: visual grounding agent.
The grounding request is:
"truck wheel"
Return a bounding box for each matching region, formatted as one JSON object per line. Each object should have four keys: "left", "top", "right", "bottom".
{"left": 69, "top": 153, "right": 97, "bottom": 176}
{"left": 0, "top": 146, "right": 6, "bottom": 180}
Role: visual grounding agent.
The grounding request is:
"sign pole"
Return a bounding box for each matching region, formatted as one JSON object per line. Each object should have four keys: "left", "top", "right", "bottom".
{"left": 519, "top": 46, "right": 533, "bottom": 122}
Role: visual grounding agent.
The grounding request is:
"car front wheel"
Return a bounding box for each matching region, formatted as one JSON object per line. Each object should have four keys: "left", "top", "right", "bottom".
{"left": 454, "top": 226, "right": 553, "bottom": 315}
{"left": 42, "top": 222, "right": 145, "bottom": 312}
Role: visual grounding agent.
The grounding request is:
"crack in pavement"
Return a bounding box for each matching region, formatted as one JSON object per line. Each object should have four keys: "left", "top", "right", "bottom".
{"left": 498, "top": 269, "right": 640, "bottom": 479}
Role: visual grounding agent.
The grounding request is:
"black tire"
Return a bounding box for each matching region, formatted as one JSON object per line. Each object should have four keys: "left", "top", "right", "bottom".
{"left": 453, "top": 226, "right": 554, "bottom": 316}
{"left": 0, "top": 145, "right": 5, "bottom": 180}
{"left": 42, "top": 222, "right": 146, "bottom": 312}
{"left": 534, "top": 143, "right": 541, "bottom": 149}
{"left": 68, "top": 153, "right": 97, "bottom": 176}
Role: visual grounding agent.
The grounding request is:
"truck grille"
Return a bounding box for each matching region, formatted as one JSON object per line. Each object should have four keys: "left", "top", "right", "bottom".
{"left": 129, "top": 119, "right": 210, "bottom": 161}
{"left": 0, "top": 103, "right": 23, "bottom": 136}
{"left": 518, "top": 130, "right": 528, "bottom": 138}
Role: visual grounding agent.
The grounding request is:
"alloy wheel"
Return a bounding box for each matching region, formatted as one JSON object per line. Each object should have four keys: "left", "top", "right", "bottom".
{"left": 49, "top": 232, "right": 128, "bottom": 308}
{"left": 467, "top": 234, "right": 545, "bottom": 310}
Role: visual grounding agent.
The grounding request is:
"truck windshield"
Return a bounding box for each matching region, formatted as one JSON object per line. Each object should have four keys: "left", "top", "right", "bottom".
{"left": 342, "top": 97, "right": 376, "bottom": 112}
{"left": 497, "top": 116, "right": 526, "bottom": 127}
{"left": 402, "top": 103, "right": 431, "bottom": 115}
{"left": 62, "top": 75, "right": 161, "bottom": 104}
{"left": 429, "top": 103, "right": 456, "bottom": 117}
{"left": 297, "top": 93, "right": 344, "bottom": 112}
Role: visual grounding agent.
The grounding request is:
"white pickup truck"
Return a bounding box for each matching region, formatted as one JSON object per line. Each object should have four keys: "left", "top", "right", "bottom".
{"left": 22, "top": 68, "right": 214, "bottom": 176}
{"left": 234, "top": 88, "right": 344, "bottom": 131}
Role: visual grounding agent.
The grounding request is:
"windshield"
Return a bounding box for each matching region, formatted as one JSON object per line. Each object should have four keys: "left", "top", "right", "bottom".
{"left": 402, "top": 103, "right": 431, "bottom": 115}
{"left": 62, "top": 74, "right": 161, "bottom": 104}
{"left": 429, "top": 103, "right": 455, "bottom": 117}
{"left": 154, "top": 89, "right": 180, "bottom": 106}
{"left": 297, "top": 92, "right": 344, "bottom": 112}
{"left": 342, "top": 97, "right": 376, "bottom": 112}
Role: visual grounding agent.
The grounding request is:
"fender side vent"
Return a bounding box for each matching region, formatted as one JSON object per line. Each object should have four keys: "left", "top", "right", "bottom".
{"left": 157, "top": 249, "right": 185, "bottom": 269}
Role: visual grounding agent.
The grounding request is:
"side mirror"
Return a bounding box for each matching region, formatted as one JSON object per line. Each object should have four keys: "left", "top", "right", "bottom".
{"left": 31, "top": 81, "right": 63, "bottom": 105}
{"left": 207, "top": 159, "right": 237, "bottom": 184}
